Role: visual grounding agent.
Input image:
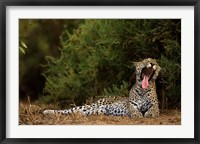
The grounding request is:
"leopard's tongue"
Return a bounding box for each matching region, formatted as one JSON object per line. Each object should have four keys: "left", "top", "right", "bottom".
{"left": 142, "top": 75, "right": 149, "bottom": 89}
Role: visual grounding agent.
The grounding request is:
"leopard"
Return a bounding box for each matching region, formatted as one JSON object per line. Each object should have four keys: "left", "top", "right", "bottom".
{"left": 43, "top": 58, "right": 161, "bottom": 118}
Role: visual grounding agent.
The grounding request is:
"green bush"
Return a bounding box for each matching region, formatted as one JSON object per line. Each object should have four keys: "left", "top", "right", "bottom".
{"left": 42, "top": 19, "right": 181, "bottom": 110}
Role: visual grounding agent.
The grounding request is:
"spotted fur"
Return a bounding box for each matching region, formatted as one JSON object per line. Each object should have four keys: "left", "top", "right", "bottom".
{"left": 43, "top": 58, "right": 161, "bottom": 118}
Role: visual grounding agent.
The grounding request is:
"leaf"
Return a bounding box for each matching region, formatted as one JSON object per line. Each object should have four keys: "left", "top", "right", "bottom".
{"left": 20, "top": 40, "right": 28, "bottom": 49}
{"left": 19, "top": 47, "right": 25, "bottom": 54}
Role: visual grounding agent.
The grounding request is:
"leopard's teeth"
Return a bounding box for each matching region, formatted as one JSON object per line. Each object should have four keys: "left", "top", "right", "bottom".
{"left": 153, "top": 65, "right": 156, "bottom": 70}
{"left": 146, "top": 63, "right": 151, "bottom": 68}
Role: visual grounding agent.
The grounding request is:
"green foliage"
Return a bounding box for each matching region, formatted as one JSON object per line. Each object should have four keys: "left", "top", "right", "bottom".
{"left": 157, "top": 56, "right": 181, "bottom": 109}
{"left": 103, "top": 81, "right": 129, "bottom": 97}
{"left": 42, "top": 19, "right": 181, "bottom": 109}
{"left": 19, "top": 19, "right": 84, "bottom": 100}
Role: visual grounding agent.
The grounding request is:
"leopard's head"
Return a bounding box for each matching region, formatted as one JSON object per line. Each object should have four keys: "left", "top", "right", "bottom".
{"left": 134, "top": 58, "right": 161, "bottom": 89}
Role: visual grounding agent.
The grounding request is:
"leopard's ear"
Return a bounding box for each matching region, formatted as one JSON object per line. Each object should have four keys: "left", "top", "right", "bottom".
{"left": 130, "top": 61, "right": 138, "bottom": 68}
{"left": 132, "top": 61, "right": 138, "bottom": 67}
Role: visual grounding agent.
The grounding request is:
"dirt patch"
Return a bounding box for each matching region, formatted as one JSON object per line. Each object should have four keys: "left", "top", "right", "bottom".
{"left": 19, "top": 102, "right": 181, "bottom": 125}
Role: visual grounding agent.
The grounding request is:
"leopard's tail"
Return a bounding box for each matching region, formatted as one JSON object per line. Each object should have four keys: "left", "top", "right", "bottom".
{"left": 43, "top": 104, "right": 100, "bottom": 116}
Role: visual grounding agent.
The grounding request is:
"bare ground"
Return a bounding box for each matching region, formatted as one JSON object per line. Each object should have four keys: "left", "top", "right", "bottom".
{"left": 19, "top": 102, "right": 181, "bottom": 125}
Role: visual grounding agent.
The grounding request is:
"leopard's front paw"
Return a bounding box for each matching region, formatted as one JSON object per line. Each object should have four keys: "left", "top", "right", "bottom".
{"left": 129, "top": 113, "right": 143, "bottom": 119}
{"left": 144, "top": 111, "right": 159, "bottom": 118}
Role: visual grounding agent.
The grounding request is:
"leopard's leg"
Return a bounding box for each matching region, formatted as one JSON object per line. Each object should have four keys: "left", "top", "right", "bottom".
{"left": 129, "top": 109, "right": 143, "bottom": 118}
{"left": 128, "top": 90, "right": 143, "bottom": 118}
{"left": 128, "top": 103, "right": 143, "bottom": 118}
{"left": 144, "top": 103, "right": 159, "bottom": 118}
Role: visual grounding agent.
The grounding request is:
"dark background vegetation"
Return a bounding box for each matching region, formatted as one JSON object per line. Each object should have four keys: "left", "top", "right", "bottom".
{"left": 19, "top": 19, "right": 181, "bottom": 112}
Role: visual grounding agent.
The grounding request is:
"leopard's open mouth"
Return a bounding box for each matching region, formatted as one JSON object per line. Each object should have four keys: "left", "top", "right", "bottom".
{"left": 140, "top": 63, "right": 156, "bottom": 89}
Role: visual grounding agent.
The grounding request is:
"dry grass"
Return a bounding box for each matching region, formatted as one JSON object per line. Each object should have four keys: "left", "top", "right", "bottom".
{"left": 19, "top": 102, "right": 181, "bottom": 125}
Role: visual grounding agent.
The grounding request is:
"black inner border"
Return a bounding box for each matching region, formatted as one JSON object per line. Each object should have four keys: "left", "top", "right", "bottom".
{"left": 0, "top": 0, "right": 200, "bottom": 144}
